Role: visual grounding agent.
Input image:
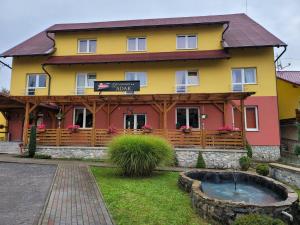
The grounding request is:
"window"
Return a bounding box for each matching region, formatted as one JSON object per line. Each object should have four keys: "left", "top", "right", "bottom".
{"left": 76, "top": 73, "right": 96, "bottom": 95}
{"left": 78, "top": 39, "right": 97, "bottom": 53}
{"left": 176, "top": 71, "right": 199, "bottom": 93}
{"left": 176, "top": 108, "right": 199, "bottom": 128}
{"left": 176, "top": 35, "right": 197, "bottom": 49}
{"left": 27, "top": 74, "right": 46, "bottom": 95}
{"left": 127, "top": 37, "right": 146, "bottom": 51}
{"left": 124, "top": 114, "right": 146, "bottom": 129}
{"left": 73, "top": 108, "right": 93, "bottom": 128}
{"left": 125, "top": 72, "right": 147, "bottom": 87}
{"left": 232, "top": 68, "right": 256, "bottom": 92}
{"left": 245, "top": 106, "right": 259, "bottom": 131}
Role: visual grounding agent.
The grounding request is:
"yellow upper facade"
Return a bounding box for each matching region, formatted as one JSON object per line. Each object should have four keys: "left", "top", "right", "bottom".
{"left": 0, "top": 112, "right": 6, "bottom": 140}
{"left": 277, "top": 78, "right": 300, "bottom": 120}
{"left": 8, "top": 22, "right": 278, "bottom": 97}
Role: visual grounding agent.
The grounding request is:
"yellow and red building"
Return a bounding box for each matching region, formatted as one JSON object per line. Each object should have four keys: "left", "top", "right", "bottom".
{"left": 0, "top": 14, "right": 286, "bottom": 161}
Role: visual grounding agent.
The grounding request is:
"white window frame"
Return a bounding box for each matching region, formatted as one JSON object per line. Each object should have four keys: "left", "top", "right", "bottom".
{"left": 123, "top": 114, "right": 147, "bottom": 129}
{"left": 175, "top": 107, "right": 200, "bottom": 129}
{"left": 76, "top": 73, "right": 96, "bottom": 95}
{"left": 175, "top": 70, "right": 199, "bottom": 93}
{"left": 232, "top": 68, "right": 257, "bottom": 92}
{"left": 127, "top": 37, "right": 147, "bottom": 52}
{"left": 176, "top": 34, "right": 198, "bottom": 50}
{"left": 244, "top": 106, "right": 259, "bottom": 131}
{"left": 77, "top": 39, "right": 97, "bottom": 53}
{"left": 27, "top": 74, "right": 47, "bottom": 89}
{"left": 125, "top": 72, "right": 147, "bottom": 87}
{"left": 73, "top": 107, "right": 92, "bottom": 129}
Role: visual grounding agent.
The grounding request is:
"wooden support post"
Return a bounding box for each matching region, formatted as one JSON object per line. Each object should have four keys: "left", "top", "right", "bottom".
{"left": 163, "top": 101, "right": 167, "bottom": 130}
{"left": 223, "top": 102, "right": 227, "bottom": 126}
{"left": 91, "top": 101, "right": 96, "bottom": 146}
{"left": 240, "top": 99, "right": 246, "bottom": 147}
{"left": 22, "top": 102, "right": 30, "bottom": 145}
{"left": 107, "top": 104, "right": 110, "bottom": 127}
{"left": 56, "top": 128, "right": 61, "bottom": 146}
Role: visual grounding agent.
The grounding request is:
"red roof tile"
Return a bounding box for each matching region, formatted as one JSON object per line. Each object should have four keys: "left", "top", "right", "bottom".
{"left": 277, "top": 71, "right": 300, "bottom": 85}
{"left": 1, "top": 14, "right": 286, "bottom": 57}
{"left": 43, "top": 50, "right": 229, "bottom": 65}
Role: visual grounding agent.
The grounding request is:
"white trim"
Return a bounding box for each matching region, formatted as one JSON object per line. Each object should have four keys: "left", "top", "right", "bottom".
{"left": 76, "top": 73, "right": 96, "bottom": 94}
{"left": 26, "top": 74, "right": 47, "bottom": 95}
{"left": 176, "top": 34, "right": 198, "bottom": 50}
{"left": 244, "top": 106, "right": 259, "bottom": 131}
{"left": 175, "top": 107, "right": 200, "bottom": 129}
{"left": 127, "top": 37, "right": 147, "bottom": 52}
{"left": 124, "top": 72, "right": 148, "bottom": 87}
{"left": 175, "top": 70, "right": 199, "bottom": 93}
{"left": 123, "top": 113, "right": 147, "bottom": 129}
{"left": 231, "top": 68, "right": 257, "bottom": 92}
{"left": 73, "top": 107, "right": 93, "bottom": 129}
{"left": 77, "top": 39, "right": 97, "bottom": 53}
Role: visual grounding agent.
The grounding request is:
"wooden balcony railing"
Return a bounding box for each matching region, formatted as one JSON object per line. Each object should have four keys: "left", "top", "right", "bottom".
{"left": 29, "top": 129, "right": 244, "bottom": 149}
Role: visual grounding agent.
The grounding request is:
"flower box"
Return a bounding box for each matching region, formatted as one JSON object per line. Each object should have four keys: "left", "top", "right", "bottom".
{"left": 67, "top": 125, "right": 80, "bottom": 133}
{"left": 142, "top": 124, "right": 153, "bottom": 133}
{"left": 180, "top": 126, "right": 192, "bottom": 133}
{"left": 107, "top": 126, "right": 117, "bottom": 134}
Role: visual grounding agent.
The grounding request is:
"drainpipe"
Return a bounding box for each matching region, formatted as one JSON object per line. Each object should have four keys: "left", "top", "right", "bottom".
{"left": 43, "top": 31, "right": 56, "bottom": 96}
{"left": 274, "top": 45, "right": 287, "bottom": 64}
{"left": 221, "top": 22, "right": 230, "bottom": 47}
{"left": 42, "top": 64, "right": 51, "bottom": 96}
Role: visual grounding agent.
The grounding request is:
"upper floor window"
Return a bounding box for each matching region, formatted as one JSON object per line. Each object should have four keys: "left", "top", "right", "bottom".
{"left": 232, "top": 68, "right": 256, "bottom": 92}
{"left": 176, "top": 70, "right": 199, "bottom": 93}
{"left": 76, "top": 73, "right": 96, "bottom": 95}
{"left": 127, "top": 37, "right": 146, "bottom": 51}
{"left": 78, "top": 39, "right": 97, "bottom": 53}
{"left": 125, "top": 72, "right": 147, "bottom": 87}
{"left": 176, "top": 35, "right": 197, "bottom": 49}
{"left": 27, "top": 74, "right": 46, "bottom": 95}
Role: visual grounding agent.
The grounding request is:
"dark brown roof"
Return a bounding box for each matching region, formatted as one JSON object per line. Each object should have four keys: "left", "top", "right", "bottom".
{"left": 277, "top": 71, "right": 300, "bottom": 85}
{"left": 1, "top": 14, "right": 286, "bottom": 57}
{"left": 43, "top": 50, "right": 229, "bottom": 65}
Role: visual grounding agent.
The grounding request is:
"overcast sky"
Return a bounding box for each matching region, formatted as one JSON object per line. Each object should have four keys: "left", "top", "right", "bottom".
{"left": 0, "top": 0, "right": 299, "bottom": 90}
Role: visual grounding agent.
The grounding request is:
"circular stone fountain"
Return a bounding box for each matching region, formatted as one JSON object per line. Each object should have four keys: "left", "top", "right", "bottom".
{"left": 178, "top": 169, "right": 299, "bottom": 224}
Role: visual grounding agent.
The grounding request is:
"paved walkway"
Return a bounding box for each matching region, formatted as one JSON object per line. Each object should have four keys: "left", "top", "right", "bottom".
{"left": 40, "top": 164, "right": 114, "bottom": 225}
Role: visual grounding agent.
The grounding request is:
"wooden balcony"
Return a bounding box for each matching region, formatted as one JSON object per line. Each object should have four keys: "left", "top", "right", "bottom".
{"left": 31, "top": 128, "right": 244, "bottom": 149}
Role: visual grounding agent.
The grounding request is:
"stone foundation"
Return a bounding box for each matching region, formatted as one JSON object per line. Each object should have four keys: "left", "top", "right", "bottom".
{"left": 270, "top": 163, "right": 300, "bottom": 189}
{"left": 252, "top": 145, "right": 281, "bottom": 162}
{"left": 37, "top": 146, "right": 108, "bottom": 159}
{"left": 175, "top": 148, "right": 247, "bottom": 169}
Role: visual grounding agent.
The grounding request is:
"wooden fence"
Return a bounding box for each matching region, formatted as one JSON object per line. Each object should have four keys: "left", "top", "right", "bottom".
{"left": 30, "top": 128, "right": 244, "bottom": 149}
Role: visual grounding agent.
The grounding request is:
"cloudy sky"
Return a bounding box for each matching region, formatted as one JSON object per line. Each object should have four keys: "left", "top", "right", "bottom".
{"left": 0, "top": 0, "right": 299, "bottom": 90}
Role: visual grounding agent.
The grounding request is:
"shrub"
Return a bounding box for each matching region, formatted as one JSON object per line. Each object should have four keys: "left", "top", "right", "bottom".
{"left": 28, "top": 125, "right": 37, "bottom": 158}
{"left": 196, "top": 152, "right": 206, "bottom": 168}
{"left": 256, "top": 163, "right": 269, "bottom": 176}
{"left": 233, "top": 214, "right": 285, "bottom": 225}
{"left": 33, "top": 154, "right": 52, "bottom": 159}
{"left": 294, "top": 145, "right": 300, "bottom": 156}
{"left": 109, "top": 135, "right": 174, "bottom": 176}
{"left": 239, "top": 156, "right": 251, "bottom": 171}
{"left": 246, "top": 142, "right": 253, "bottom": 158}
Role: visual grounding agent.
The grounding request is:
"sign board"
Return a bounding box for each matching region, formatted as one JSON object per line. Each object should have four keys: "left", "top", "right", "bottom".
{"left": 94, "top": 81, "right": 140, "bottom": 92}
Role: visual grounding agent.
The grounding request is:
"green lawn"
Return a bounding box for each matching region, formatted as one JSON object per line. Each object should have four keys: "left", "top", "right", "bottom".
{"left": 91, "top": 167, "right": 208, "bottom": 225}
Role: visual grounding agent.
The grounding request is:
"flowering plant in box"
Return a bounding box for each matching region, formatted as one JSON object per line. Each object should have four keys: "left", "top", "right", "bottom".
{"left": 217, "top": 125, "right": 233, "bottom": 132}
{"left": 180, "top": 126, "right": 192, "bottom": 133}
{"left": 37, "top": 123, "right": 46, "bottom": 132}
{"left": 142, "top": 124, "right": 153, "bottom": 133}
{"left": 67, "top": 124, "right": 80, "bottom": 133}
{"left": 107, "top": 126, "right": 118, "bottom": 134}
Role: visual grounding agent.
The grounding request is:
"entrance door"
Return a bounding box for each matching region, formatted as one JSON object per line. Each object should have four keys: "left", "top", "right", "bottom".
{"left": 124, "top": 114, "right": 146, "bottom": 129}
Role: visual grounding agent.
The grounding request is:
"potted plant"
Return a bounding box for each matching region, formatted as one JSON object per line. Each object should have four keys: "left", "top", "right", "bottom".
{"left": 67, "top": 124, "right": 80, "bottom": 133}
{"left": 180, "top": 126, "right": 192, "bottom": 134}
{"left": 107, "top": 126, "right": 118, "bottom": 134}
{"left": 142, "top": 124, "right": 153, "bottom": 133}
{"left": 217, "top": 125, "right": 233, "bottom": 134}
{"left": 37, "top": 123, "right": 46, "bottom": 133}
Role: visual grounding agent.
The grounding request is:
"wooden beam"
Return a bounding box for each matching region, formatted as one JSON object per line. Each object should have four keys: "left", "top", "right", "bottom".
{"left": 229, "top": 100, "right": 241, "bottom": 112}
{"left": 110, "top": 104, "right": 119, "bottom": 114}
{"left": 95, "top": 103, "right": 105, "bottom": 113}
{"left": 153, "top": 102, "right": 163, "bottom": 112}
{"left": 81, "top": 102, "right": 93, "bottom": 113}
{"left": 29, "top": 103, "right": 39, "bottom": 113}
{"left": 23, "top": 102, "right": 30, "bottom": 145}
{"left": 213, "top": 103, "right": 224, "bottom": 113}
{"left": 166, "top": 101, "right": 177, "bottom": 112}
{"left": 223, "top": 102, "right": 227, "bottom": 126}
{"left": 163, "top": 101, "right": 167, "bottom": 129}
{"left": 150, "top": 104, "right": 161, "bottom": 114}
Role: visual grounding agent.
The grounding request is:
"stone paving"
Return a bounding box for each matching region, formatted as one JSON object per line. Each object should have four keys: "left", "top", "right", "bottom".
{"left": 40, "top": 164, "right": 114, "bottom": 225}
{"left": 0, "top": 162, "right": 56, "bottom": 225}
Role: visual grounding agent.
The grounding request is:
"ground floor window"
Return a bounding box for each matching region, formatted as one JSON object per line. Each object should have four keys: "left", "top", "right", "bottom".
{"left": 176, "top": 107, "right": 199, "bottom": 128}
{"left": 73, "top": 108, "right": 93, "bottom": 128}
{"left": 124, "top": 114, "right": 146, "bottom": 129}
{"left": 233, "top": 106, "right": 259, "bottom": 131}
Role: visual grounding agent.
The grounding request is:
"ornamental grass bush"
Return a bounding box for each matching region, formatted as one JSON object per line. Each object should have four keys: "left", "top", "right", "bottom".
{"left": 109, "top": 135, "right": 174, "bottom": 176}
{"left": 239, "top": 156, "right": 251, "bottom": 171}
{"left": 233, "top": 214, "right": 285, "bottom": 225}
{"left": 256, "top": 163, "right": 269, "bottom": 176}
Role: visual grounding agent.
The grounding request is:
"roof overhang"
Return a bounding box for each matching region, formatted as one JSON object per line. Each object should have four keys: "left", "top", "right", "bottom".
{"left": 43, "top": 50, "right": 230, "bottom": 65}
{"left": 11, "top": 92, "right": 255, "bottom": 105}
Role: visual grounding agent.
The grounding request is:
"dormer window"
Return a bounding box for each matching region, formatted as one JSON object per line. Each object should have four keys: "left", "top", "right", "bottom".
{"left": 78, "top": 39, "right": 97, "bottom": 53}
{"left": 176, "top": 35, "right": 197, "bottom": 49}
{"left": 127, "top": 37, "right": 146, "bottom": 51}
